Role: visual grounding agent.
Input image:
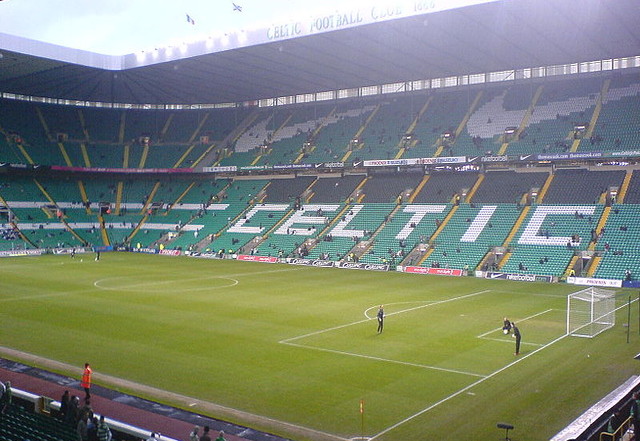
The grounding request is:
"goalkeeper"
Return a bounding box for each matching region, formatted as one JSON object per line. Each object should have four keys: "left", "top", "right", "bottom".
{"left": 512, "top": 323, "right": 521, "bottom": 355}
{"left": 502, "top": 317, "right": 512, "bottom": 335}
{"left": 377, "top": 305, "right": 384, "bottom": 334}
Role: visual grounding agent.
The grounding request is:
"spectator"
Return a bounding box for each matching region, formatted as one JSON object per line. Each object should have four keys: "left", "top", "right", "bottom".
{"left": 631, "top": 392, "right": 639, "bottom": 434}
{"left": 88, "top": 415, "right": 98, "bottom": 441}
{"left": 215, "top": 431, "right": 227, "bottom": 441}
{"left": 189, "top": 426, "right": 200, "bottom": 441}
{"left": 1, "top": 381, "right": 11, "bottom": 414}
{"left": 606, "top": 410, "right": 620, "bottom": 437}
{"left": 77, "top": 414, "right": 89, "bottom": 441}
{"left": 80, "top": 398, "right": 93, "bottom": 421}
{"left": 200, "top": 426, "right": 212, "bottom": 441}
{"left": 66, "top": 395, "right": 79, "bottom": 426}
{"left": 96, "top": 415, "right": 112, "bottom": 441}
{"left": 60, "top": 390, "right": 70, "bottom": 420}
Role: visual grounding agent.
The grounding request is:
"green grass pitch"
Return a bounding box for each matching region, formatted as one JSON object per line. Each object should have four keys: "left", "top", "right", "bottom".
{"left": 0, "top": 252, "right": 638, "bottom": 441}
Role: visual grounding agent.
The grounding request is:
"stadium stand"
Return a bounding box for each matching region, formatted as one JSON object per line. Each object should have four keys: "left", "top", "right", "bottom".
{"left": 307, "top": 175, "right": 365, "bottom": 203}
{"left": 622, "top": 170, "right": 640, "bottom": 204}
{"left": 0, "top": 405, "right": 76, "bottom": 441}
{"left": 412, "top": 172, "right": 479, "bottom": 203}
{"left": 262, "top": 176, "right": 316, "bottom": 202}
{"left": 359, "top": 203, "right": 448, "bottom": 265}
{"left": 355, "top": 95, "right": 416, "bottom": 161}
{"left": 542, "top": 169, "right": 625, "bottom": 204}
{"left": 302, "top": 101, "right": 377, "bottom": 164}
{"left": 591, "top": 77, "right": 640, "bottom": 152}
{"left": 421, "top": 204, "right": 519, "bottom": 270}
{"left": 1, "top": 73, "right": 640, "bottom": 280}
{"left": 403, "top": 90, "right": 474, "bottom": 158}
{"left": 360, "top": 172, "right": 423, "bottom": 203}
{"left": 593, "top": 204, "right": 640, "bottom": 280}
{"left": 471, "top": 170, "right": 549, "bottom": 203}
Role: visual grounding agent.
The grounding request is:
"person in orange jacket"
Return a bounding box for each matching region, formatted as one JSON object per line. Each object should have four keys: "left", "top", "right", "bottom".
{"left": 81, "top": 363, "right": 93, "bottom": 399}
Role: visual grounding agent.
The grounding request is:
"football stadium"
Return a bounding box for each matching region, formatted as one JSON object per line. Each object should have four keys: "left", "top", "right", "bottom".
{"left": 1, "top": 1, "right": 640, "bottom": 441}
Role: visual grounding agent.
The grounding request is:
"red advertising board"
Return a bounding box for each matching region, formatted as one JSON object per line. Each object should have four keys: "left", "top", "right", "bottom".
{"left": 237, "top": 255, "right": 278, "bottom": 263}
{"left": 403, "top": 266, "right": 463, "bottom": 276}
{"left": 159, "top": 249, "right": 181, "bottom": 256}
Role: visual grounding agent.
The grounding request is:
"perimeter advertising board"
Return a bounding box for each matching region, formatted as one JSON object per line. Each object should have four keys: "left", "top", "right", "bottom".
{"left": 485, "top": 272, "right": 554, "bottom": 283}
{"left": 397, "top": 266, "right": 463, "bottom": 276}
{"left": 567, "top": 277, "right": 622, "bottom": 288}
{"left": 237, "top": 255, "right": 278, "bottom": 263}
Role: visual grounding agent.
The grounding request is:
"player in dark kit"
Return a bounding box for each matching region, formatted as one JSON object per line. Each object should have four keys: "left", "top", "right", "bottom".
{"left": 377, "top": 305, "right": 384, "bottom": 334}
{"left": 502, "top": 317, "right": 512, "bottom": 334}
{"left": 512, "top": 322, "right": 521, "bottom": 355}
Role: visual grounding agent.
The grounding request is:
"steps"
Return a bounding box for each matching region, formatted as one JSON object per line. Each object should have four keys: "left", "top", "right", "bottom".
{"left": 588, "top": 206, "right": 611, "bottom": 251}
{"left": 80, "top": 143, "right": 92, "bottom": 166}
{"left": 465, "top": 174, "right": 485, "bottom": 202}
{"left": 536, "top": 173, "right": 554, "bottom": 203}
{"left": 503, "top": 206, "right": 530, "bottom": 247}
{"left": 616, "top": 170, "right": 633, "bottom": 203}
{"left": 586, "top": 255, "right": 602, "bottom": 277}
{"left": 499, "top": 85, "right": 543, "bottom": 155}
{"left": 408, "top": 175, "right": 429, "bottom": 203}
{"left": 57, "top": 142, "right": 73, "bottom": 166}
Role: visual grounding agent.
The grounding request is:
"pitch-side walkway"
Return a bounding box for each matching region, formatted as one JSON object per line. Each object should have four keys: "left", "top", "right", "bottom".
{"left": 0, "top": 352, "right": 293, "bottom": 441}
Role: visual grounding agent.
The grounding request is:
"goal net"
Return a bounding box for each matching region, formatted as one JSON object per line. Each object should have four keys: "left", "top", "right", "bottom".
{"left": 567, "top": 287, "right": 616, "bottom": 338}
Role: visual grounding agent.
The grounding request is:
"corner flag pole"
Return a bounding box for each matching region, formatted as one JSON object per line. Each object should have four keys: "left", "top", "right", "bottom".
{"left": 627, "top": 296, "right": 631, "bottom": 344}
{"left": 360, "top": 399, "right": 364, "bottom": 440}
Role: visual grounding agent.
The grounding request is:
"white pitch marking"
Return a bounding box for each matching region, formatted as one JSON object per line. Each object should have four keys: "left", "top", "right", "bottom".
{"left": 93, "top": 267, "right": 302, "bottom": 292}
{"left": 488, "top": 289, "right": 568, "bottom": 299}
{"left": 363, "top": 301, "right": 435, "bottom": 319}
{"left": 368, "top": 300, "right": 639, "bottom": 440}
{"left": 94, "top": 275, "right": 239, "bottom": 292}
{"left": 477, "top": 309, "right": 555, "bottom": 338}
{"left": 280, "top": 318, "right": 370, "bottom": 344}
{"left": 386, "top": 290, "right": 492, "bottom": 316}
{"left": 0, "top": 291, "right": 86, "bottom": 303}
{"left": 480, "top": 337, "right": 544, "bottom": 347}
{"left": 283, "top": 341, "right": 487, "bottom": 378}
{"left": 364, "top": 290, "right": 491, "bottom": 320}
{"left": 283, "top": 290, "right": 492, "bottom": 345}
{"left": 368, "top": 330, "right": 572, "bottom": 441}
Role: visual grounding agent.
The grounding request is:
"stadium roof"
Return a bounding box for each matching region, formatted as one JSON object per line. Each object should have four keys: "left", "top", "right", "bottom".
{"left": 0, "top": 0, "right": 639, "bottom": 105}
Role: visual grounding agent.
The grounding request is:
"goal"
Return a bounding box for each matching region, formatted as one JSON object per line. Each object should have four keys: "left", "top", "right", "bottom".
{"left": 567, "top": 287, "right": 616, "bottom": 338}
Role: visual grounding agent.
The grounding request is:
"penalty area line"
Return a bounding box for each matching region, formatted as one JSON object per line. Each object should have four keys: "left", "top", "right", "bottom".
{"left": 368, "top": 328, "right": 571, "bottom": 441}
{"left": 281, "top": 341, "right": 487, "bottom": 378}
{"left": 480, "top": 337, "right": 544, "bottom": 347}
{"left": 380, "top": 289, "right": 492, "bottom": 319}
{"left": 282, "top": 289, "right": 491, "bottom": 345}
{"left": 477, "top": 308, "right": 557, "bottom": 338}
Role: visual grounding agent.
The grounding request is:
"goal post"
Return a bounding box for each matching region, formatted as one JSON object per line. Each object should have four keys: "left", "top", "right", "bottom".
{"left": 567, "top": 287, "right": 616, "bottom": 338}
